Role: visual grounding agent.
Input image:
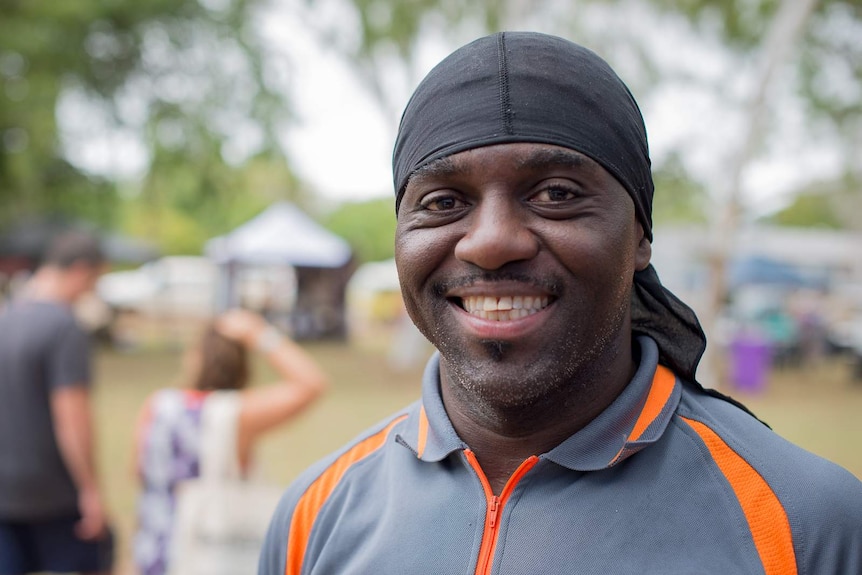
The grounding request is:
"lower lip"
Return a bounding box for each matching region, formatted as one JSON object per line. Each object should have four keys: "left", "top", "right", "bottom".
{"left": 450, "top": 301, "right": 550, "bottom": 339}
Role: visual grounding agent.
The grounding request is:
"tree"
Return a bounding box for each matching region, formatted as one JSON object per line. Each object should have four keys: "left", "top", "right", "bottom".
{"left": 652, "top": 154, "right": 709, "bottom": 225}
{"left": 323, "top": 198, "right": 396, "bottom": 263}
{"left": 5, "top": 0, "right": 859, "bottom": 252}
{"left": 765, "top": 173, "right": 862, "bottom": 230}
{"left": 0, "top": 0, "right": 295, "bottom": 251}
{"left": 296, "top": 1, "right": 662, "bottom": 134}
{"left": 655, "top": 0, "right": 862, "bottom": 196}
{"left": 306, "top": 0, "right": 860, "bottom": 215}
{"left": 768, "top": 192, "right": 843, "bottom": 229}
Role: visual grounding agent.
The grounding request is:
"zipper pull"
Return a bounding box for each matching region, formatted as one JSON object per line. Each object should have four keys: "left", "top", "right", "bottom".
{"left": 488, "top": 495, "right": 500, "bottom": 529}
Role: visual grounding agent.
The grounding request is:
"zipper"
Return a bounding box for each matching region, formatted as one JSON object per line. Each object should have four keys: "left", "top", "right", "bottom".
{"left": 488, "top": 496, "right": 499, "bottom": 529}
{"left": 465, "top": 450, "right": 539, "bottom": 575}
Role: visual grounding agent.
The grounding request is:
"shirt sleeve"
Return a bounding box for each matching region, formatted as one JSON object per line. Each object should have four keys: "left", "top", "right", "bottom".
{"left": 47, "top": 320, "right": 91, "bottom": 390}
{"left": 794, "top": 464, "right": 862, "bottom": 574}
{"left": 257, "top": 448, "right": 350, "bottom": 575}
{"left": 258, "top": 490, "right": 293, "bottom": 575}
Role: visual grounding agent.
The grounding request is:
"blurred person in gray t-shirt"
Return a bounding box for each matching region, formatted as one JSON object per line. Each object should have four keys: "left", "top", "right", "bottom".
{"left": 0, "top": 230, "right": 113, "bottom": 575}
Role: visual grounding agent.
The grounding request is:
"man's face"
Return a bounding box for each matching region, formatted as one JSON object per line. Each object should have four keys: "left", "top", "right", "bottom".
{"left": 68, "top": 261, "right": 106, "bottom": 300}
{"left": 395, "top": 143, "right": 651, "bottom": 408}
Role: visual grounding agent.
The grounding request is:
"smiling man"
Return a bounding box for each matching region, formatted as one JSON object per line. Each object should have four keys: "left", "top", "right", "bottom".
{"left": 260, "top": 32, "right": 862, "bottom": 575}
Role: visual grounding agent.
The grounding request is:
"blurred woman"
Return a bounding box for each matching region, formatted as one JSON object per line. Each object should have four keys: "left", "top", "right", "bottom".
{"left": 132, "top": 309, "right": 327, "bottom": 575}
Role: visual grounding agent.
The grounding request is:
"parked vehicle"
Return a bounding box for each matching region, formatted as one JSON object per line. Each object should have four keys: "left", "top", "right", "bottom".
{"left": 97, "top": 256, "right": 218, "bottom": 318}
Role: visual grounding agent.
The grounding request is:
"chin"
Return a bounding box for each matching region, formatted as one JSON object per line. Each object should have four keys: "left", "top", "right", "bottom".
{"left": 437, "top": 315, "right": 628, "bottom": 413}
{"left": 440, "top": 342, "right": 579, "bottom": 410}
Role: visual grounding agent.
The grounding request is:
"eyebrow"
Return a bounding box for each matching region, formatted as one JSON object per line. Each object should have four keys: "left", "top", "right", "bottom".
{"left": 514, "top": 147, "right": 590, "bottom": 172}
{"left": 406, "top": 156, "right": 457, "bottom": 187}
{"left": 406, "top": 145, "right": 593, "bottom": 190}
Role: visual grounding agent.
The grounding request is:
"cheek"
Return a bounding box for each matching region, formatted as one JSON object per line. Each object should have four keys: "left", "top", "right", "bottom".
{"left": 395, "top": 228, "right": 455, "bottom": 325}
{"left": 395, "top": 232, "right": 426, "bottom": 312}
{"left": 549, "top": 220, "right": 639, "bottom": 287}
{"left": 395, "top": 228, "right": 451, "bottom": 289}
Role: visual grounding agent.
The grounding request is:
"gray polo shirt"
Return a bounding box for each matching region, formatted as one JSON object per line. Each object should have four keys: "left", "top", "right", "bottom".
{"left": 0, "top": 300, "right": 91, "bottom": 519}
{"left": 260, "top": 337, "right": 862, "bottom": 574}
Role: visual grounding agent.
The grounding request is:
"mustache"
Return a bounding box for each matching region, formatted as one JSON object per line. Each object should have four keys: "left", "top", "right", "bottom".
{"left": 431, "top": 271, "right": 562, "bottom": 297}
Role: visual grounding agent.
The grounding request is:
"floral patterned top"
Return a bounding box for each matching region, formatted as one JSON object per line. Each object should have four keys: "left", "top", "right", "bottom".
{"left": 134, "top": 388, "right": 211, "bottom": 575}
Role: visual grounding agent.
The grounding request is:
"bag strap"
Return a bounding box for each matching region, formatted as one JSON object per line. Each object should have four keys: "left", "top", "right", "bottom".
{"left": 198, "top": 391, "right": 242, "bottom": 480}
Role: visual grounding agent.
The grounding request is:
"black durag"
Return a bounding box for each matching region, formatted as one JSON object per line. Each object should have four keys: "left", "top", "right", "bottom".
{"left": 392, "top": 31, "right": 714, "bottom": 393}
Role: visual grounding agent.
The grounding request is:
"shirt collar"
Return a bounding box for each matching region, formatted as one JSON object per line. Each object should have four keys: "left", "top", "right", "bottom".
{"left": 545, "top": 336, "right": 680, "bottom": 470}
{"left": 398, "top": 336, "right": 680, "bottom": 469}
{"left": 395, "top": 355, "right": 466, "bottom": 462}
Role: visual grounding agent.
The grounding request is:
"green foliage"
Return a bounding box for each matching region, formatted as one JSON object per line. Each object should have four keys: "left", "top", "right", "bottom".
{"left": 129, "top": 151, "right": 304, "bottom": 254}
{"left": 306, "top": 0, "right": 565, "bottom": 121}
{"left": 323, "top": 197, "right": 396, "bottom": 263}
{"left": 767, "top": 193, "right": 843, "bottom": 229}
{"left": 652, "top": 0, "right": 780, "bottom": 48}
{"left": 652, "top": 154, "right": 709, "bottom": 224}
{"left": 0, "top": 0, "right": 294, "bottom": 249}
{"left": 119, "top": 200, "right": 209, "bottom": 255}
{"left": 797, "top": 2, "right": 862, "bottom": 135}
{"left": 4, "top": 0, "right": 859, "bottom": 246}
{"left": 765, "top": 175, "right": 862, "bottom": 231}
{"left": 348, "top": 0, "right": 510, "bottom": 58}
{"left": 657, "top": 0, "right": 862, "bottom": 130}
{"left": 333, "top": 0, "right": 861, "bottom": 226}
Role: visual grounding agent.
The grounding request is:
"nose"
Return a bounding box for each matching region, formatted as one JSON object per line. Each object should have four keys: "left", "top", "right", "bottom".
{"left": 454, "top": 196, "right": 539, "bottom": 270}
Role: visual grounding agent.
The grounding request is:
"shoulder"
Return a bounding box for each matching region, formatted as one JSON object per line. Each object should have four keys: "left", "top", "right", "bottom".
{"left": 675, "top": 383, "right": 862, "bottom": 572}
{"left": 5, "top": 300, "right": 80, "bottom": 334}
{"left": 259, "top": 404, "right": 417, "bottom": 574}
{"left": 675, "top": 382, "right": 862, "bottom": 494}
{"left": 675, "top": 383, "right": 859, "bottom": 487}
{"left": 30, "top": 300, "right": 78, "bottom": 325}
{"left": 276, "top": 404, "right": 414, "bottom": 513}
{"left": 39, "top": 303, "right": 88, "bottom": 350}
{"left": 144, "top": 388, "right": 205, "bottom": 420}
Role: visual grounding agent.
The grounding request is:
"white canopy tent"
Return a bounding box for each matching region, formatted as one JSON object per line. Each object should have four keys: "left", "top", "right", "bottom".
{"left": 205, "top": 202, "right": 354, "bottom": 339}
{"left": 205, "top": 201, "right": 352, "bottom": 268}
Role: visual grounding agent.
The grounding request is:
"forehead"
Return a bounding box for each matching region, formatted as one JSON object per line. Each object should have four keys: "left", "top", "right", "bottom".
{"left": 406, "top": 143, "right": 614, "bottom": 188}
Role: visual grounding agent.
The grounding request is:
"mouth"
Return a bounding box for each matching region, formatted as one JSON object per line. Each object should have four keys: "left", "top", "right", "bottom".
{"left": 456, "top": 295, "right": 552, "bottom": 321}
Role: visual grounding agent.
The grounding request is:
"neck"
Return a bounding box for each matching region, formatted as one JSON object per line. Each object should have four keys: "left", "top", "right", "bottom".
{"left": 23, "top": 268, "right": 77, "bottom": 305}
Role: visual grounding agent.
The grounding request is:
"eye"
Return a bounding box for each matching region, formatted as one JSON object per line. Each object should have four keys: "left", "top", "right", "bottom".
{"left": 419, "top": 192, "right": 468, "bottom": 211}
{"left": 528, "top": 185, "right": 579, "bottom": 203}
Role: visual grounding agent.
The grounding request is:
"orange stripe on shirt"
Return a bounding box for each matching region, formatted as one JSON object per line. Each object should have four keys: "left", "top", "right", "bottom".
{"left": 417, "top": 406, "right": 429, "bottom": 459}
{"left": 681, "top": 416, "right": 797, "bottom": 575}
{"left": 609, "top": 365, "right": 676, "bottom": 466}
{"left": 628, "top": 365, "right": 676, "bottom": 443}
{"left": 285, "top": 415, "right": 407, "bottom": 575}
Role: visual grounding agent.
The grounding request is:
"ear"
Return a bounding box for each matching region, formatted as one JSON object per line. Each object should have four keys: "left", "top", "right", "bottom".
{"left": 634, "top": 224, "right": 651, "bottom": 272}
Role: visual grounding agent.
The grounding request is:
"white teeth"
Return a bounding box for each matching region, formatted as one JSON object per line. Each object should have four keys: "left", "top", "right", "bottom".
{"left": 461, "top": 295, "right": 550, "bottom": 319}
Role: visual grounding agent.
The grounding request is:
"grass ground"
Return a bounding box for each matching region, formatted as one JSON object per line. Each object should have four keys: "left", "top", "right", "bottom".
{"left": 93, "top": 337, "right": 862, "bottom": 574}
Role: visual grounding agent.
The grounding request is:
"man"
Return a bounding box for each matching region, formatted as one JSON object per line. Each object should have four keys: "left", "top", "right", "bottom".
{"left": 0, "top": 230, "right": 114, "bottom": 575}
{"left": 260, "top": 32, "right": 862, "bottom": 574}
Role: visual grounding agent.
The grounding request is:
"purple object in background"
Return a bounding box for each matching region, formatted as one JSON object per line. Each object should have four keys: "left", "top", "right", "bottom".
{"left": 730, "top": 333, "right": 773, "bottom": 392}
